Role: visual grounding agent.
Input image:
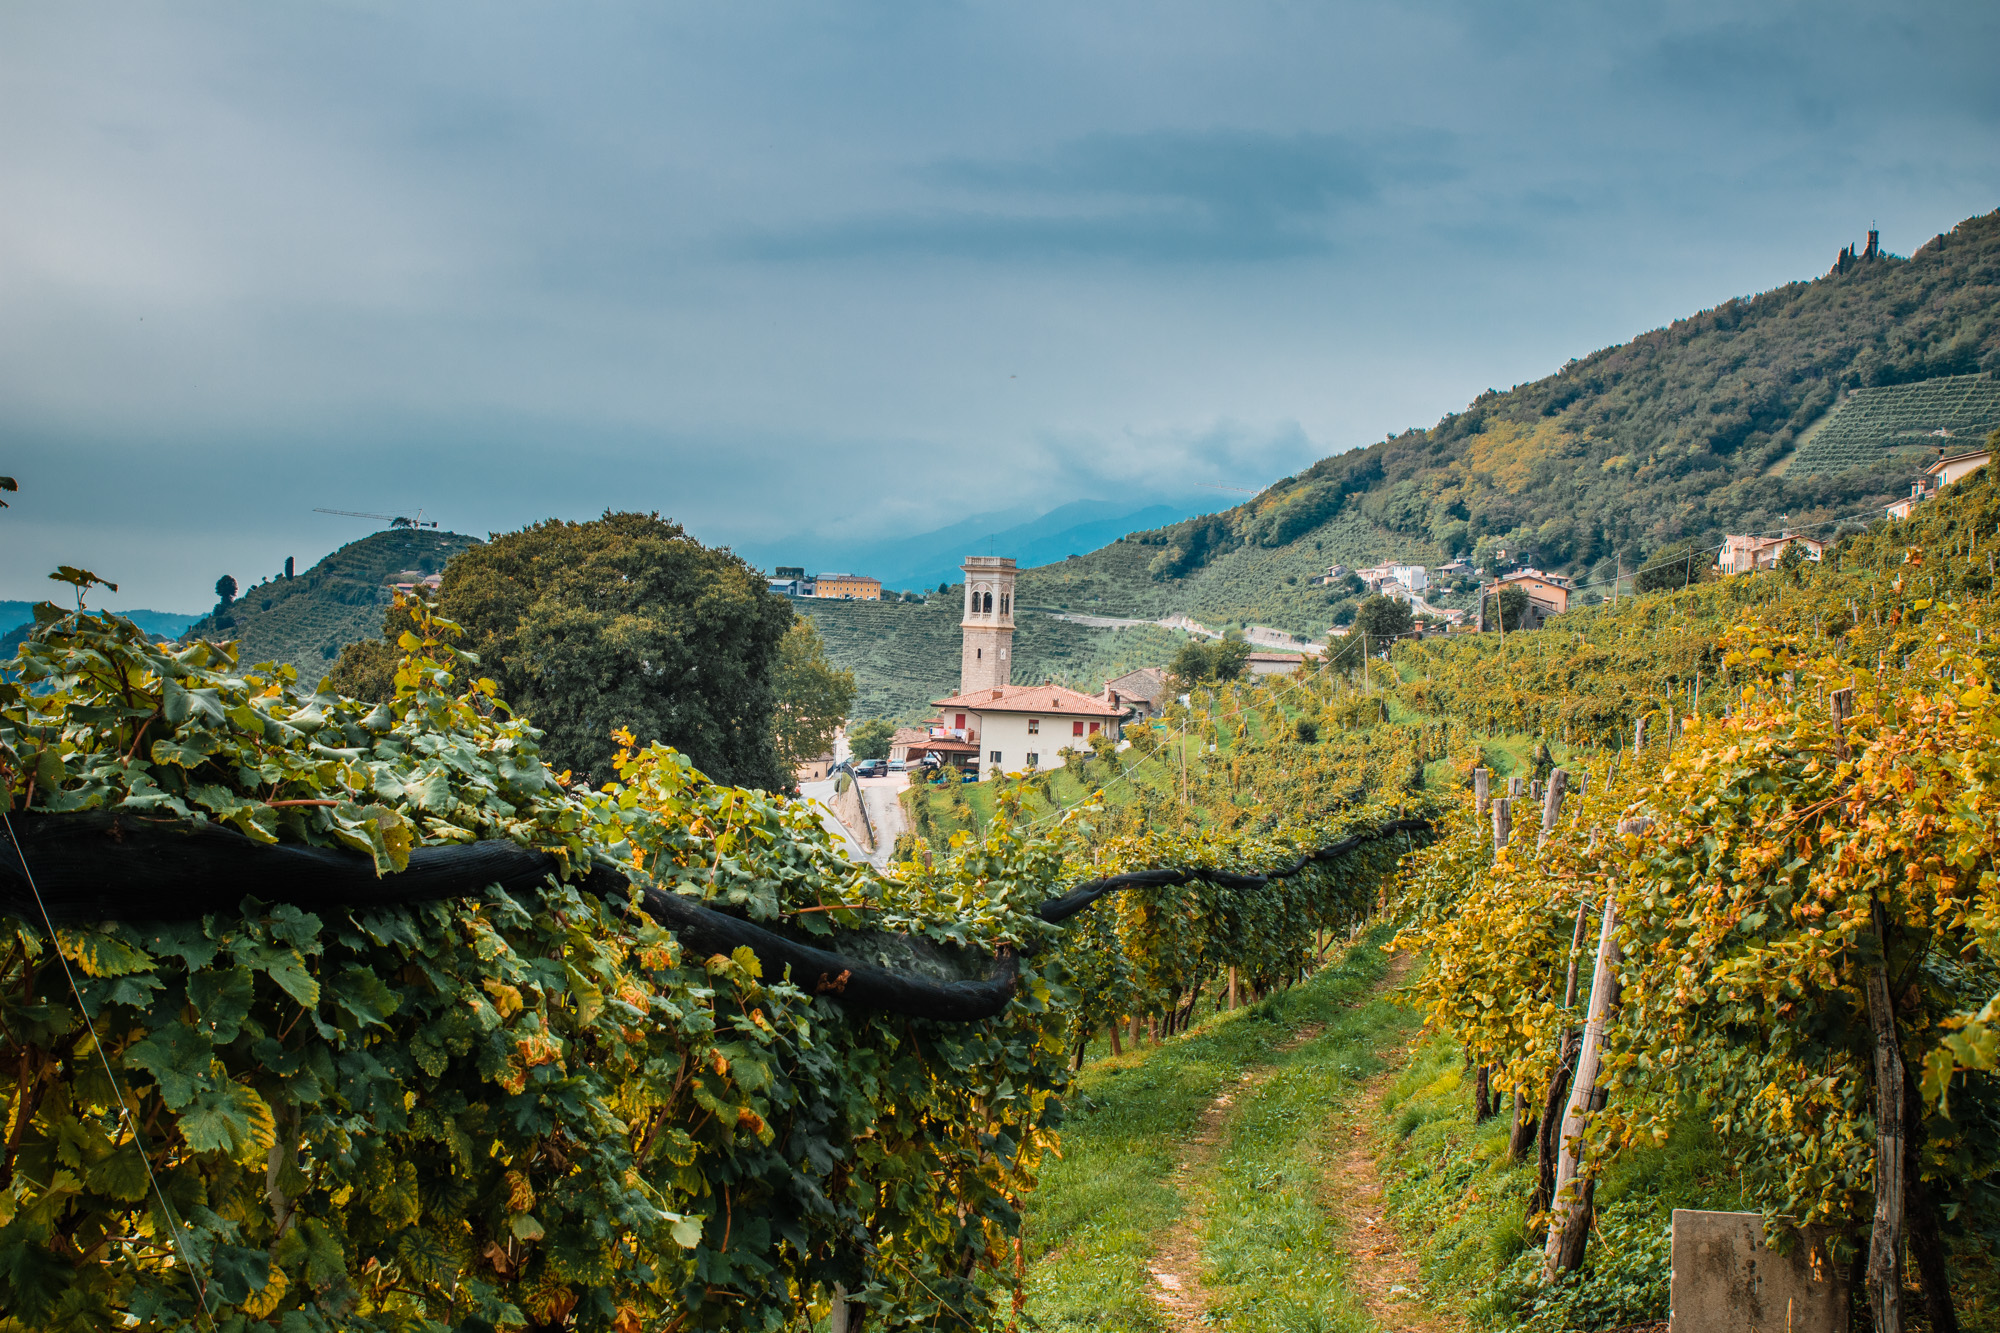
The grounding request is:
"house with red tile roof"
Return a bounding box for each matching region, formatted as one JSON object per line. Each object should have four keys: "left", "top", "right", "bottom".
{"left": 930, "top": 682, "right": 1125, "bottom": 778}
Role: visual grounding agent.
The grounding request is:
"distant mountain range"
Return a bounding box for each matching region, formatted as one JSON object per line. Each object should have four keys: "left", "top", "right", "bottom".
{"left": 2, "top": 601, "right": 201, "bottom": 638}
{"left": 0, "top": 602, "right": 201, "bottom": 651}
{"left": 736, "top": 498, "right": 1210, "bottom": 592}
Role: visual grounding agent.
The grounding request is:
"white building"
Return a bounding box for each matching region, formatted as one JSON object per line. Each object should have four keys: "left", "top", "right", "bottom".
{"left": 933, "top": 555, "right": 1127, "bottom": 778}
{"left": 932, "top": 683, "right": 1126, "bottom": 778}
{"left": 1357, "top": 563, "right": 1428, "bottom": 594}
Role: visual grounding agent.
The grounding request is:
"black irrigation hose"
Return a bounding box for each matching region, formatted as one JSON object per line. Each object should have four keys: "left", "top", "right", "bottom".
{"left": 1, "top": 809, "right": 1429, "bottom": 1023}
{"left": 1035, "top": 818, "right": 1432, "bottom": 924}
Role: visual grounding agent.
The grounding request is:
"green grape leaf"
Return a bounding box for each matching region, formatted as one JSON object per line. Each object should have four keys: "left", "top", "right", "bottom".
{"left": 123, "top": 1024, "right": 216, "bottom": 1110}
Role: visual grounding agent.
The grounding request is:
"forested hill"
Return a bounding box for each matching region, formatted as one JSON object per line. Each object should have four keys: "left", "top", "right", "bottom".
{"left": 1015, "top": 207, "right": 2000, "bottom": 638}
{"left": 180, "top": 528, "right": 481, "bottom": 687}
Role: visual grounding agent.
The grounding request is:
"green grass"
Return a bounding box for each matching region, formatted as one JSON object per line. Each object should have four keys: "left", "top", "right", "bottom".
{"left": 1377, "top": 1036, "right": 1747, "bottom": 1332}
{"left": 1199, "top": 943, "right": 1420, "bottom": 1332}
{"left": 1020, "top": 924, "right": 1409, "bottom": 1333}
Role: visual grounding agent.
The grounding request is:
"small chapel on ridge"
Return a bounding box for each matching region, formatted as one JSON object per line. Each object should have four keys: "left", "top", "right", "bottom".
{"left": 903, "top": 556, "right": 1127, "bottom": 780}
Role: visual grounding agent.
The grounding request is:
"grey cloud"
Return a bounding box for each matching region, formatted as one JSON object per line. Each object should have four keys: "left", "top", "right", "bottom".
{"left": 744, "top": 129, "right": 1458, "bottom": 263}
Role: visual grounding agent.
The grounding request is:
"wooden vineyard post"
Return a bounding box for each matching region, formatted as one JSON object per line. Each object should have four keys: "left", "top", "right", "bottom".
{"left": 1508, "top": 775, "right": 1525, "bottom": 801}
{"left": 1866, "top": 903, "right": 1907, "bottom": 1333}
{"left": 1831, "top": 686, "right": 1855, "bottom": 761}
{"left": 1537, "top": 768, "right": 1567, "bottom": 849}
{"left": 1632, "top": 715, "right": 1646, "bottom": 760}
{"left": 831, "top": 1285, "right": 852, "bottom": 1333}
{"left": 1228, "top": 965, "right": 1239, "bottom": 1011}
{"left": 1479, "top": 793, "right": 1516, "bottom": 1128}
{"left": 1544, "top": 817, "right": 1646, "bottom": 1279}
{"left": 1532, "top": 894, "right": 1594, "bottom": 1216}
{"left": 1474, "top": 767, "right": 1490, "bottom": 819}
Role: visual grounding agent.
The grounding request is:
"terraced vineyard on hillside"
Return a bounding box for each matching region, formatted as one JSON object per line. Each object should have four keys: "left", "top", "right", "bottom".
{"left": 1789, "top": 372, "right": 2000, "bottom": 475}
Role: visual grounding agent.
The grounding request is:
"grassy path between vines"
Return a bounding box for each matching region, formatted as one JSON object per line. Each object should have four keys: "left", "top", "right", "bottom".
{"left": 1019, "top": 925, "right": 1462, "bottom": 1333}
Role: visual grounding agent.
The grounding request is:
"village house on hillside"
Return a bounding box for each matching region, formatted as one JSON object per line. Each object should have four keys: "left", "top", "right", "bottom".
{"left": 1102, "top": 666, "right": 1166, "bottom": 722}
{"left": 1886, "top": 446, "right": 1992, "bottom": 520}
{"left": 1481, "top": 567, "right": 1572, "bottom": 631}
{"left": 1718, "top": 530, "right": 1828, "bottom": 574}
{"left": 1357, "top": 563, "right": 1427, "bottom": 595}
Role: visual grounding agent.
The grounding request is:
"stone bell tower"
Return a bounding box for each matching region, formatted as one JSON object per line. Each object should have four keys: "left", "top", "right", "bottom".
{"left": 959, "top": 556, "right": 1017, "bottom": 695}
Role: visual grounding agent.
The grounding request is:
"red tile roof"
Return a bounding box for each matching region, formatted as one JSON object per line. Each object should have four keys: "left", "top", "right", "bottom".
{"left": 906, "top": 737, "right": 980, "bottom": 754}
{"left": 931, "top": 682, "right": 1127, "bottom": 717}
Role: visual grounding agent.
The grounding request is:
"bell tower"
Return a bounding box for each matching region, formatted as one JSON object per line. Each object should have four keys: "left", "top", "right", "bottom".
{"left": 959, "top": 556, "right": 1017, "bottom": 695}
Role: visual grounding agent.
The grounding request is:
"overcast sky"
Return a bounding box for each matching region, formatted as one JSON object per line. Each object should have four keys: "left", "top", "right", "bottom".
{"left": 3, "top": 0, "right": 1995, "bottom": 609}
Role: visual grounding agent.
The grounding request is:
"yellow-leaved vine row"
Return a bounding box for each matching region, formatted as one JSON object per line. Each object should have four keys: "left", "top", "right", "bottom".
{"left": 1387, "top": 602, "right": 2000, "bottom": 1322}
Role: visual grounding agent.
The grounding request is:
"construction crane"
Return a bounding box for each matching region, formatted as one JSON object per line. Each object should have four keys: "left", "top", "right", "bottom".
{"left": 313, "top": 507, "right": 438, "bottom": 529}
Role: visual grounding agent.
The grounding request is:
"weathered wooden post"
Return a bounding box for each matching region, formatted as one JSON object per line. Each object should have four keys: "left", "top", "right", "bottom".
{"left": 1508, "top": 776, "right": 1525, "bottom": 800}
{"left": 1866, "top": 907, "right": 1906, "bottom": 1333}
{"left": 1633, "top": 715, "right": 1647, "bottom": 758}
{"left": 831, "top": 1286, "right": 852, "bottom": 1333}
{"left": 1492, "top": 798, "right": 1512, "bottom": 859}
{"left": 1545, "top": 816, "right": 1647, "bottom": 1278}
{"left": 1538, "top": 769, "right": 1567, "bottom": 848}
{"left": 1830, "top": 686, "right": 1854, "bottom": 761}
{"left": 1474, "top": 767, "right": 1490, "bottom": 819}
{"left": 1228, "top": 965, "right": 1239, "bottom": 1011}
{"left": 1532, "top": 893, "right": 1595, "bottom": 1216}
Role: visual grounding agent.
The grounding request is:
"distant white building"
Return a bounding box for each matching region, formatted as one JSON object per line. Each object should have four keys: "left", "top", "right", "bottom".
{"left": 1357, "top": 563, "right": 1428, "bottom": 594}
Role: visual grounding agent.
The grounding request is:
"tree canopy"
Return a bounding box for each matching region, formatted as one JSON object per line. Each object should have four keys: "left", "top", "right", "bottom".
{"left": 428, "top": 512, "right": 794, "bottom": 789}
{"left": 1168, "top": 637, "right": 1252, "bottom": 687}
{"left": 1353, "top": 593, "right": 1414, "bottom": 641}
{"left": 848, "top": 718, "right": 897, "bottom": 762}
{"left": 771, "top": 621, "right": 855, "bottom": 774}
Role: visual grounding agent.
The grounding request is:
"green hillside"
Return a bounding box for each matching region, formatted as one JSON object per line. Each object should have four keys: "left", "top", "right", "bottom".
{"left": 1014, "top": 208, "right": 2000, "bottom": 638}
{"left": 794, "top": 596, "right": 1188, "bottom": 721}
{"left": 180, "top": 528, "right": 481, "bottom": 687}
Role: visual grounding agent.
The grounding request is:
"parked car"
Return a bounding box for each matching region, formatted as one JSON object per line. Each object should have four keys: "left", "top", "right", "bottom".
{"left": 852, "top": 758, "right": 886, "bottom": 778}
{"left": 887, "top": 759, "right": 907, "bottom": 773}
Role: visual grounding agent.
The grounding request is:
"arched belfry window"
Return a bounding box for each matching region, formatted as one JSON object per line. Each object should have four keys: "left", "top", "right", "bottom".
{"left": 1000, "top": 594, "right": 1009, "bottom": 614}
{"left": 982, "top": 592, "right": 993, "bottom": 614}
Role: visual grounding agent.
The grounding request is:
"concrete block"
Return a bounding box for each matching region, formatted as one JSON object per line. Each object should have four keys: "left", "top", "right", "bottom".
{"left": 1671, "top": 1209, "right": 1846, "bottom": 1332}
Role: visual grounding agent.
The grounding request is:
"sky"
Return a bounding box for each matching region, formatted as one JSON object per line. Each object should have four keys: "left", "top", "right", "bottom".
{"left": 3, "top": 0, "right": 1996, "bottom": 610}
